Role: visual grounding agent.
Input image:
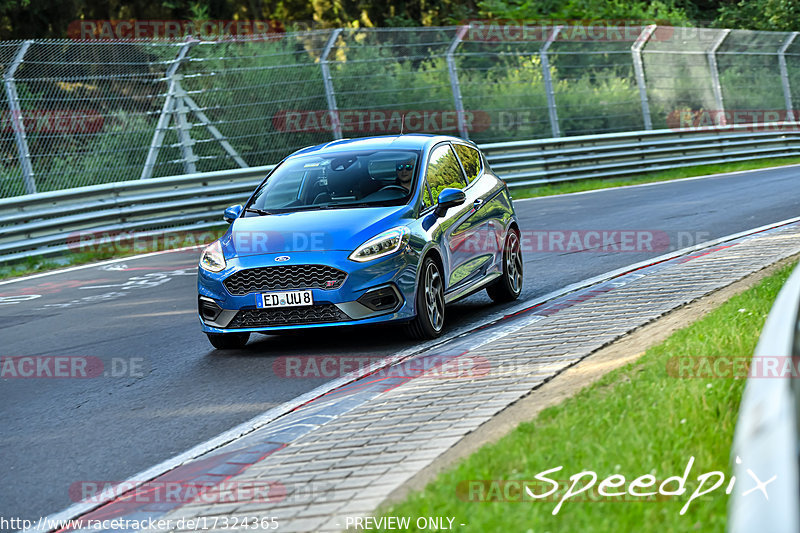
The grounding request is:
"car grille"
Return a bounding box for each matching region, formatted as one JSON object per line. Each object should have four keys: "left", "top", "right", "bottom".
{"left": 227, "top": 305, "right": 350, "bottom": 328}
{"left": 223, "top": 265, "right": 347, "bottom": 295}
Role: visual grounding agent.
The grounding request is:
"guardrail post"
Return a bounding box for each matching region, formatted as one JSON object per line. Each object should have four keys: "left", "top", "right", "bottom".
{"left": 141, "top": 40, "right": 197, "bottom": 180}
{"left": 632, "top": 25, "right": 656, "bottom": 130}
{"left": 320, "top": 29, "right": 343, "bottom": 140}
{"left": 779, "top": 32, "right": 798, "bottom": 122}
{"left": 4, "top": 40, "right": 36, "bottom": 194}
{"left": 708, "top": 29, "right": 730, "bottom": 126}
{"left": 447, "top": 26, "right": 469, "bottom": 139}
{"left": 541, "top": 26, "right": 562, "bottom": 138}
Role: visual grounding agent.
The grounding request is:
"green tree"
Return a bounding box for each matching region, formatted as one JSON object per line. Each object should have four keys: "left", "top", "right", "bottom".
{"left": 476, "top": 0, "right": 691, "bottom": 25}
{"left": 715, "top": 0, "right": 800, "bottom": 31}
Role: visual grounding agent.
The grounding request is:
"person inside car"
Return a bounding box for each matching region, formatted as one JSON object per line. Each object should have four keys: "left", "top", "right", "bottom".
{"left": 395, "top": 160, "right": 414, "bottom": 191}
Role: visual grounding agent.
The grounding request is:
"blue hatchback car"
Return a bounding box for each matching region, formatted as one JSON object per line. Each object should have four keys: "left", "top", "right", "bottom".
{"left": 197, "top": 134, "right": 523, "bottom": 349}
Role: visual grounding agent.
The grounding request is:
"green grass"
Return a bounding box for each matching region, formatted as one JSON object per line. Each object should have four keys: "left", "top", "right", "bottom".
{"left": 511, "top": 156, "right": 800, "bottom": 199}
{"left": 380, "top": 261, "right": 797, "bottom": 532}
{"left": 0, "top": 228, "right": 226, "bottom": 281}
{"left": 0, "top": 255, "right": 65, "bottom": 280}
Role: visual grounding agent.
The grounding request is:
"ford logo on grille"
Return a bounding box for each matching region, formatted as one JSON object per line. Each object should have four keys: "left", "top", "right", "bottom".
{"left": 275, "top": 255, "right": 290, "bottom": 262}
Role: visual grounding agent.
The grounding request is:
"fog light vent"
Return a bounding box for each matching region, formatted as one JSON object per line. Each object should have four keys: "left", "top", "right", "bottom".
{"left": 199, "top": 296, "right": 222, "bottom": 321}
{"left": 357, "top": 286, "right": 401, "bottom": 312}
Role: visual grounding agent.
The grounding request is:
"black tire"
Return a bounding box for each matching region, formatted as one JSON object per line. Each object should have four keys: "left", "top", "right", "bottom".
{"left": 406, "top": 256, "right": 446, "bottom": 339}
{"left": 487, "top": 228, "right": 523, "bottom": 303}
{"left": 206, "top": 332, "right": 250, "bottom": 350}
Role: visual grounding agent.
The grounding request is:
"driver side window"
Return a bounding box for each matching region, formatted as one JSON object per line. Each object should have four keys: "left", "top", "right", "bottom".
{"left": 422, "top": 144, "right": 467, "bottom": 210}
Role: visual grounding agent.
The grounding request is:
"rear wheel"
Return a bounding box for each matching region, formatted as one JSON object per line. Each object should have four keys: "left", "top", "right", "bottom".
{"left": 206, "top": 332, "right": 250, "bottom": 350}
{"left": 407, "top": 257, "right": 445, "bottom": 339}
{"left": 487, "top": 228, "right": 523, "bottom": 303}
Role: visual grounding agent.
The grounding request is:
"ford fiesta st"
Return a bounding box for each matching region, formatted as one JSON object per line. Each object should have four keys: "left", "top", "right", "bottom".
{"left": 197, "top": 135, "right": 523, "bottom": 349}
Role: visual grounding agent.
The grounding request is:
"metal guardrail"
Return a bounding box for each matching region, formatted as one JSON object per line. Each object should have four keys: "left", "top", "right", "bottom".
{"left": 483, "top": 122, "right": 800, "bottom": 187}
{"left": 729, "top": 262, "right": 800, "bottom": 533}
{"left": 1, "top": 124, "right": 799, "bottom": 263}
{"left": 0, "top": 165, "right": 273, "bottom": 262}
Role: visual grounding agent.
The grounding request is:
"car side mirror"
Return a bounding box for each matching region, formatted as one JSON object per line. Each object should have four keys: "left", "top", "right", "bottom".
{"left": 434, "top": 188, "right": 466, "bottom": 217}
{"left": 223, "top": 204, "right": 243, "bottom": 223}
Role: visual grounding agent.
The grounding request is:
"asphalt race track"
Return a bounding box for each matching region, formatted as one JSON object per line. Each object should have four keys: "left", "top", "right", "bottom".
{"left": 2, "top": 166, "right": 799, "bottom": 521}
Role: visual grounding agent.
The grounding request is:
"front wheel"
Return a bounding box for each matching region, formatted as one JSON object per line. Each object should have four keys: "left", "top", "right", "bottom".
{"left": 406, "top": 257, "right": 445, "bottom": 339}
{"left": 487, "top": 228, "right": 523, "bottom": 303}
{"left": 206, "top": 332, "right": 250, "bottom": 350}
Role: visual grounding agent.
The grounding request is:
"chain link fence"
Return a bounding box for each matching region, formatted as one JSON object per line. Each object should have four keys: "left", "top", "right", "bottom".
{"left": 1, "top": 25, "right": 799, "bottom": 198}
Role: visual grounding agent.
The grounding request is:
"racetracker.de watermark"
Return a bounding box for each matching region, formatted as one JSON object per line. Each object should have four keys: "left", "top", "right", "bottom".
{"left": 667, "top": 356, "right": 800, "bottom": 379}
{"left": 462, "top": 19, "right": 672, "bottom": 42}
{"left": 490, "top": 230, "right": 670, "bottom": 253}
{"left": 0, "top": 356, "right": 146, "bottom": 379}
{"left": 68, "top": 20, "right": 284, "bottom": 40}
{"left": 67, "top": 230, "right": 220, "bottom": 254}
{"left": 272, "top": 355, "right": 489, "bottom": 379}
{"left": 69, "top": 479, "right": 339, "bottom": 506}
{"left": 272, "top": 110, "right": 491, "bottom": 134}
{"left": 70, "top": 480, "right": 285, "bottom": 504}
{"left": 667, "top": 109, "right": 800, "bottom": 131}
{"left": 451, "top": 229, "right": 677, "bottom": 254}
{"left": 1, "top": 109, "right": 104, "bottom": 135}
{"left": 67, "top": 229, "right": 711, "bottom": 256}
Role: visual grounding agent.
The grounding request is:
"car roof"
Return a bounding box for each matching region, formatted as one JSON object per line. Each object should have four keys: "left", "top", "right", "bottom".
{"left": 287, "top": 134, "right": 475, "bottom": 159}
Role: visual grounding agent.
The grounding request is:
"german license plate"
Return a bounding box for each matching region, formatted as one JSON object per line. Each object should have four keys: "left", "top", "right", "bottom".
{"left": 257, "top": 290, "right": 313, "bottom": 308}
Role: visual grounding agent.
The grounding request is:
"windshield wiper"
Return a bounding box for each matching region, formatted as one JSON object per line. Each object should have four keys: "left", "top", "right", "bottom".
{"left": 327, "top": 202, "right": 396, "bottom": 209}
{"left": 245, "top": 208, "right": 273, "bottom": 216}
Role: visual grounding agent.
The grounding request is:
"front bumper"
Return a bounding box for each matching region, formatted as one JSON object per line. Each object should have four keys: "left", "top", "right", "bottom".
{"left": 197, "top": 249, "right": 418, "bottom": 334}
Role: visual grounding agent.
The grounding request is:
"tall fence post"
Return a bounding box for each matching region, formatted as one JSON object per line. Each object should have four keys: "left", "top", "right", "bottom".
{"left": 779, "top": 32, "right": 798, "bottom": 122}
{"left": 141, "top": 40, "right": 196, "bottom": 180}
{"left": 541, "top": 26, "right": 562, "bottom": 138}
{"left": 632, "top": 25, "right": 657, "bottom": 130}
{"left": 708, "top": 29, "right": 730, "bottom": 126}
{"left": 447, "top": 25, "right": 469, "bottom": 139}
{"left": 320, "top": 29, "right": 343, "bottom": 140}
{"left": 4, "top": 40, "right": 36, "bottom": 194}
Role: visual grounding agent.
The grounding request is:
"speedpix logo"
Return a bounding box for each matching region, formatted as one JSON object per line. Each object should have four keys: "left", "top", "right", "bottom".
{"left": 458, "top": 456, "right": 775, "bottom": 515}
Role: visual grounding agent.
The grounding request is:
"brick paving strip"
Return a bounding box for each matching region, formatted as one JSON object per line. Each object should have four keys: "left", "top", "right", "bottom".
{"left": 68, "top": 222, "right": 800, "bottom": 533}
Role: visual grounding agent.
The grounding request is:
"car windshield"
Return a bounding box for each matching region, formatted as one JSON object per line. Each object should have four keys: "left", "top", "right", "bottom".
{"left": 247, "top": 149, "right": 421, "bottom": 213}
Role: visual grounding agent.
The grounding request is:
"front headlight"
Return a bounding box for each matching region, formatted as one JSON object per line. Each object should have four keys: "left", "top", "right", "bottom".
{"left": 349, "top": 227, "right": 410, "bottom": 262}
{"left": 200, "top": 240, "right": 226, "bottom": 272}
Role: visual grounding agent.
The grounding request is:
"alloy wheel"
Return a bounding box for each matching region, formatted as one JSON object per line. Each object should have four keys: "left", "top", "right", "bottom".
{"left": 506, "top": 231, "right": 523, "bottom": 295}
{"left": 424, "top": 260, "right": 444, "bottom": 331}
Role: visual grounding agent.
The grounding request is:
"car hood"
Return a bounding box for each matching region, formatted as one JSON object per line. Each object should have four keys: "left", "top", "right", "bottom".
{"left": 224, "top": 205, "right": 413, "bottom": 257}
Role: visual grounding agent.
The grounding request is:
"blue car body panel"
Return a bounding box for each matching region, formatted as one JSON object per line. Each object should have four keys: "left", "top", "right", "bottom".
{"left": 198, "top": 134, "right": 519, "bottom": 334}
